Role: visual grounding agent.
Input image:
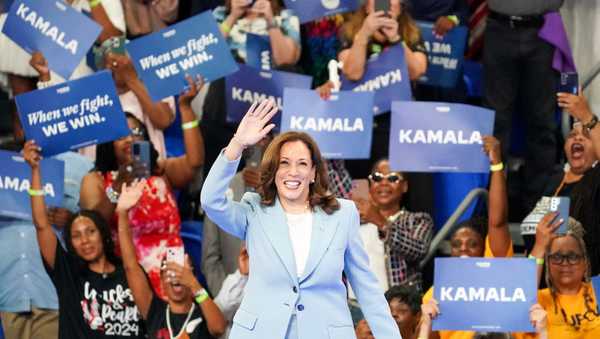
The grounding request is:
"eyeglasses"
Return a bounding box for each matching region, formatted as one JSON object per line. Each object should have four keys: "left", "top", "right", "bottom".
{"left": 548, "top": 252, "right": 584, "bottom": 265}
{"left": 368, "top": 171, "right": 404, "bottom": 183}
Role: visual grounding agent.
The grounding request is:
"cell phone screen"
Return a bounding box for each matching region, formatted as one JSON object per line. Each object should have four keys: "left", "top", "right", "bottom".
{"left": 559, "top": 72, "right": 578, "bottom": 95}
{"left": 132, "top": 141, "right": 150, "bottom": 178}
{"left": 375, "top": 0, "right": 390, "bottom": 13}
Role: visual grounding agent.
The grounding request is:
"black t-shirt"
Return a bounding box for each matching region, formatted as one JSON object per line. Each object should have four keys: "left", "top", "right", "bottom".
{"left": 146, "top": 296, "right": 214, "bottom": 339}
{"left": 46, "top": 243, "right": 145, "bottom": 339}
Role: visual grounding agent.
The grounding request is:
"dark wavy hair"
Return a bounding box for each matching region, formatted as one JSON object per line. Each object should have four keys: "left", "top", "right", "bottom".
{"left": 95, "top": 113, "right": 159, "bottom": 173}
{"left": 385, "top": 285, "right": 421, "bottom": 315}
{"left": 64, "top": 209, "right": 121, "bottom": 268}
{"left": 258, "top": 131, "right": 340, "bottom": 214}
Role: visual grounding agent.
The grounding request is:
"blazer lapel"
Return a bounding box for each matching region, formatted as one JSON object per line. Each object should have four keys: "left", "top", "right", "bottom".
{"left": 260, "top": 199, "right": 298, "bottom": 283}
{"left": 299, "top": 207, "right": 338, "bottom": 283}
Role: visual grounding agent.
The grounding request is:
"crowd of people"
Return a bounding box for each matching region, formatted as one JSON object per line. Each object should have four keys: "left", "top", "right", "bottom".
{"left": 0, "top": 0, "right": 599, "bottom": 338}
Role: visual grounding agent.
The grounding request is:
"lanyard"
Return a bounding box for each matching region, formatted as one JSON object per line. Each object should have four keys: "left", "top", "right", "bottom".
{"left": 166, "top": 303, "right": 195, "bottom": 339}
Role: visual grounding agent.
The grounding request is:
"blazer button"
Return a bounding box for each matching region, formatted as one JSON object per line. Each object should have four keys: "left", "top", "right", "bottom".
{"left": 292, "top": 286, "right": 298, "bottom": 293}
{"left": 297, "top": 304, "right": 304, "bottom": 311}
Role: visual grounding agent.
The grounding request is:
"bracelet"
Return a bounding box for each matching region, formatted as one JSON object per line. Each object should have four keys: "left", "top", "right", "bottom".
{"left": 490, "top": 162, "right": 504, "bottom": 172}
{"left": 528, "top": 254, "right": 545, "bottom": 265}
{"left": 89, "top": 0, "right": 102, "bottom": 8}
{"left": 194, "top": 288, "right": 209, "bottom": 304}
{"left": 28, "top": 189, "right": 45, "bottom": 197}
{"left": 220, "top": 22, "right": 231, "bottom": 34}
{"left": 105, "top": 186, "right": 119, "bottom": 204}
{"left": 584, "top": 115, "right": 598, "bottom": 133}
{"left": 447, "top": 15, "right": 460, "bottom": 26}
{"left": 181, "top": 120, "right": 199, "bottom": 130}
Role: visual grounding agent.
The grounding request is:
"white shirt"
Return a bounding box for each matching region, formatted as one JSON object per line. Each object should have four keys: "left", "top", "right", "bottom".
{"left": 286, "top": 212, "right": 313, "bottom": 277}
{"left": 214, "top": 269, "right": 248, "bottom": 339}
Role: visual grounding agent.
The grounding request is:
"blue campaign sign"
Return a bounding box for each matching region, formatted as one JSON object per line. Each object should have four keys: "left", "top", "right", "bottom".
{"left": 592, "top": 276, "right": 600, "bottom": 313}
{"left": 246, "top": 33, "right": 271, "bottom": 71}
{"left": 225, "top": 63, "right": 312, "bottom": 124}
{"left": 341, "top": 44, "right": 412, "bottom": 115}
{"left": 389, "top": 101, "right": 494, "bottom": 173}
{"left": 283, "top": 0, "right": 359, "bottom": 24}
{"left": 2, "top": 0, "right": 102, "bottom": 79}
{"left": 0, "top": 150, "right": 64, "bottom": 220}
{"left": 16, "top": 71, "right": 129, "bottom": 156}
{"left": 281, "top": 88, "right": 374, "bottom": 159}
{"left": 417, "top": 22, "right": 468, "bottom": 88}
{"left": 433, "top": 258, "right": 537, "bottom": 332}
{"left": 126, "top": 10, "right": 239, "bottom": 101}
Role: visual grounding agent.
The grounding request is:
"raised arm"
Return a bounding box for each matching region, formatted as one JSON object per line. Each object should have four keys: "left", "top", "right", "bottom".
{"left": 530, "top": 213, "right": 561, "bottom": 286}
{"left": 257, "top": 2, "right": 301, "bottom": 66}
{"left": 79, "top": 172, "right": 116, "bottom": 223}
{"left": 483, "top": 136, "right": 511, "bottom": 257}
{"left": 108, "top": 54, "right": 174, "bottom": 129}
{"left": 340, "top": 11, "right": 387, "bottom": 81}
{"left": 166, "top": 258, "right": 227, "bottom": 337}
{"left": 24, "top": 140, "right": 58, "bottom": 268}
{"left": 161, "top": 75, "right": 205, "bottom": 189}
{"left": 200, "top": 100, "right": 277, "bottom": 239}
{"left": 558, "top": 89, "right": 600, "bottom": 161}
{"left": 115, "top": 180, "right": 154, "bottom": 319}
{"left": 343, "top": 202, "right": 401, "bottom": 338}
{"left": 88, "top": 0, "right": 124, "bottom": 42}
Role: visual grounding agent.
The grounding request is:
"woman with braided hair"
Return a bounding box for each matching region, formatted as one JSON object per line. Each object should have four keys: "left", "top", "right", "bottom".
{"left": 520, "top": 215, "right": 600, "bottom": 338}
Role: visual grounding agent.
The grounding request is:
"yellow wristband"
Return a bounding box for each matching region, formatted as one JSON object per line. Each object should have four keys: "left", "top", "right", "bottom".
{"left": 220, "top": 22, "right": 231, "bottom": 34}
{"left": 89, "top": 0, "right": 102, "bottom": 8}
{"left": 28, "top": 189, "right": 45, "bottom": 197}
{"left": 182, "top": 120, "right": 199, "bottom": 130}
{"left": 490, "top": 162, "right": 504, "bottom": 172}
{"left": 528, "top": 255, "right": 544, "bottom": 265}
{"left": 194, "top": 289, "right": 209, "bottom": 304}
{"left": 447, "top": 15, "right": 460, "bottom": 26}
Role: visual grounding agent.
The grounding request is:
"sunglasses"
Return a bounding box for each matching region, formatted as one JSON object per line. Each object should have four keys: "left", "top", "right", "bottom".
{"left": 368, "top": 171, "right": 404, "bottom": 183}
{"left": 548, "top": 252, "right": 583, "bottom": 265}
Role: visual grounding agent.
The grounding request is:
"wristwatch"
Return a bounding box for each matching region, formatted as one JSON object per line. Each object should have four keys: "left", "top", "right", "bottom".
{"left": 266, "top": 18, "right": 279, "bottom": 30}
{"left": 584, "top": 115, "right": 598, "bottom": 133}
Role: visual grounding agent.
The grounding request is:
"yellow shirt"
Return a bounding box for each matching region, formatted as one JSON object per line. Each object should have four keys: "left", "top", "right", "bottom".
{"left": 422, "top": 236, "right": 513, "bottom": 339}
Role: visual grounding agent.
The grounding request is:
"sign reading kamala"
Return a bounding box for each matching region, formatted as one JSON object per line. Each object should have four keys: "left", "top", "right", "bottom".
{"left": 0, "top": 150, "right": 64, "bottom": 220}
{"left": 16, "top": 71, "right": 129, "bottom": 156}
{"left": 341, "top": 44, "right": 411, "bottom": 115}
{"left": 246, "top": 33, "right": 271, "bottom": 71}
{"left": 2, "top": 0, "right": 102, "bottom": 79}
{"left": 417, "top": 22, "right": 468, "bottom": 88}
{"left": 126, "top": 11, "right": 238, "bottom": 101}
{"left": 225, "top": 63, "right": 312, "bottom": 124}
{"left": 281, "top": 88, "right": 374, "bottom": 159}
{"left": 433, "top": 258, "right": 537, "bottom": 332}
{"left": 283, "top": 0, "right": 359, "bottom": 24}
{"left": 389, "top": 102, "right": 494, "bottom": 173}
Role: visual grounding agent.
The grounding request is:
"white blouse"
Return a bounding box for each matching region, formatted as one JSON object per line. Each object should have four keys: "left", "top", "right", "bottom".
{"left": 285, "top": 212, "right": 313, "bottom": 277}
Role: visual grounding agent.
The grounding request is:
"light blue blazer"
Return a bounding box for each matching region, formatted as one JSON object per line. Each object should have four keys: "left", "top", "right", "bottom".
{"left": 200, "top": 153, "right": 401, "bottom": 339}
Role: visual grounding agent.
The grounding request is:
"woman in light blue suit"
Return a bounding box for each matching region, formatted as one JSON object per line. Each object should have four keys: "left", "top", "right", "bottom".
{"left": 200, "top": 100, "right": 401, "bottom": 339}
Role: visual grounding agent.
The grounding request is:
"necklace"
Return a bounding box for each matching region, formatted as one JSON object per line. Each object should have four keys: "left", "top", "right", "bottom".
{"left": 166, "top": 303, "right": 195, "bottom": 339}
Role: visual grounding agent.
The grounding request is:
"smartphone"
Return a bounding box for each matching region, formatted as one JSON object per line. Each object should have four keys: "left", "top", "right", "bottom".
{"left": 94, "top": 36, "right": 127, "bottom": 69}
{"left": 351, "top": 179, "right": 370, "bottom": 201}
{"left": 559, "top": 72, "right": 578, "bottom": 94}
{"left": 166, "top": 246, "right": 185, "bottom": 266}
{"left": 549, "top": 196, "right": 570, "bottom": 235}
{"left": 375, "top": 0, "right": 390, "bottom": 14}
{"left": 132, "top": 140, "right": 150, "bottom": 179}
